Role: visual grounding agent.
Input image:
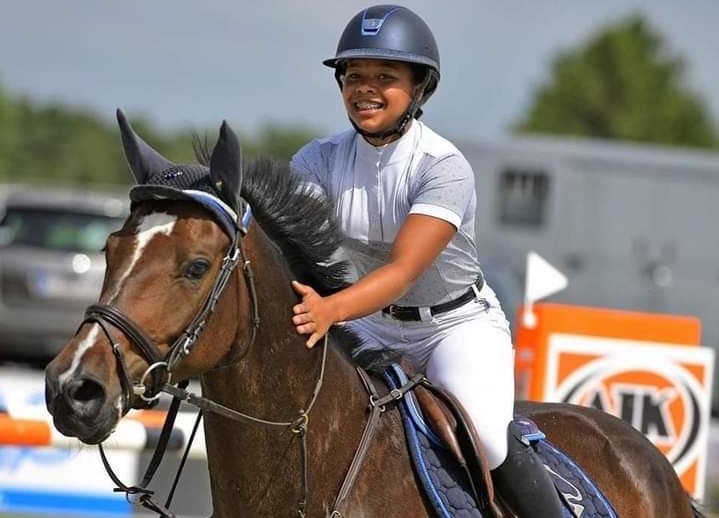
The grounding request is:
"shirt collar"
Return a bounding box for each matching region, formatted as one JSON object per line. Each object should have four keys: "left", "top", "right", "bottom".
{"left": 355, "top": 120, "right": 421, "bottom": 166}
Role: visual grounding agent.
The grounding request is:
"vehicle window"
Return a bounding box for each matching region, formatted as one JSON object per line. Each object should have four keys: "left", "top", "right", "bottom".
{"left": 2, "top": 207, "right": 123, "bottom": 253}
{"left": 497, "top": 169, "right": 550, "bottom": 227}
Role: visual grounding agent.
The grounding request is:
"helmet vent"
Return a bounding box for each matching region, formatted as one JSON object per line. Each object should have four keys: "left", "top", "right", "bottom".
{"left": 360, "top": 6, "right": 400, "bottom": 36}
{"left": 361, "top": 18, "right": 383, "bottom": 36}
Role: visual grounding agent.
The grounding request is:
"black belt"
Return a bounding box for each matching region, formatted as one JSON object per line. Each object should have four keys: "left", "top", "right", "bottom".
{"left": 382, "top": 275, "right": 485, "bottom": 322}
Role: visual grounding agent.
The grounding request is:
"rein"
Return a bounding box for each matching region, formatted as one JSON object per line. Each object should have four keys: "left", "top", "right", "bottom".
{"left": 162, "top": 339, "right": 425, "bottom": 518}
{"left": 80, "top": 218, "right": 424, "bottom": 517}
{"left": 163, "top": 334, "right": 331, "bottom": 517}
{"left": 76, "top": 226, "right": 260, "bottom": 517}
{"left": 82, "top": 229, "right": 257, "bottom": 408}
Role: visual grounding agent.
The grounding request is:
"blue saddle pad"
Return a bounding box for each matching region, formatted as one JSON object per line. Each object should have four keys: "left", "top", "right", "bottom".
{"left": 383, "top": 364, "right": 619, "bottom": 518}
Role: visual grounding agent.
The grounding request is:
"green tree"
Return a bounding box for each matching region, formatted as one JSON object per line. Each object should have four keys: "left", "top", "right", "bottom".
{"left": 250, "top": 124, "right": 319, "bottom": 162}
{"left": 191, "top": 123, "right": 318, "bottom": 164}
{"left": 0, "top": 81, "right": 319, "bottom": 187}
{"left": 0, "top": 84, "right": 13, "bottom": 175}
{"left": 514, "top": 15, "right": 719, "bottom": 149}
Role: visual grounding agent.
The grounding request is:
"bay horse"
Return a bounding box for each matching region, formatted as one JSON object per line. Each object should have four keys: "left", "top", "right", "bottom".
{"left": 45, "top": 111, "right": 703, "bottom": 518}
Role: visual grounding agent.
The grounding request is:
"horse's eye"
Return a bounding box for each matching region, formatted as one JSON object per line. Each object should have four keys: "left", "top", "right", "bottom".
{"left": 184, "top": 259, "right": 210, "bottom": 281}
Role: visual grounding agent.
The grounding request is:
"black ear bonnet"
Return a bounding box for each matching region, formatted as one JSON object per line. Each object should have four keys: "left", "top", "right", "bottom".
{"left": 117, "top": 108, "right": 245, "bottom": 238}
{"left": 129, "top": 165, "right": 241, "bottom": 238}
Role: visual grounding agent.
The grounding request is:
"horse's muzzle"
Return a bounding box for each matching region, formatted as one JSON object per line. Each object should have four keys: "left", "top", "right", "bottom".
{"left": 45, "top": 362, "right": 118, "bottom": 444}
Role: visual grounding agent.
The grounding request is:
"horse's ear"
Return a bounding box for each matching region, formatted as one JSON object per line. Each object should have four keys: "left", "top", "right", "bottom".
{"left": 209, "top": 121, "right": 243, "bottom": 213}
{"left": 116, "top": 108, "right": 173, "bottom": 184}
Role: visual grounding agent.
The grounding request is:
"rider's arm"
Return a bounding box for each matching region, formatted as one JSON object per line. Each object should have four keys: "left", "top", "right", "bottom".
{"left": 292, "top": 213, "right": 455, "bottom": 347}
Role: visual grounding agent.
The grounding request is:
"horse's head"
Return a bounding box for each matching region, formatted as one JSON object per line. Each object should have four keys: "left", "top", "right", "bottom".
{"left": 45, "top": 110, "right": 255, "bottom": 444}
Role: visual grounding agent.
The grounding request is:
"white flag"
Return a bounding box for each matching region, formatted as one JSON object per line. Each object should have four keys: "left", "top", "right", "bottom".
{"left": 522, "top": 251, "right": 568, "bottom": 327}
{"left": 525, "top": 251, "right": 568, "bottom": 303}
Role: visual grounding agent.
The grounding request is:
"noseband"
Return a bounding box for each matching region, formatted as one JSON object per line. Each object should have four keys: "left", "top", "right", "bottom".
{"left": 70, "top": 219, "right": 260, "bottom": 517}
{"left": 80, "top": 227, "right": 259, "bottom": 411}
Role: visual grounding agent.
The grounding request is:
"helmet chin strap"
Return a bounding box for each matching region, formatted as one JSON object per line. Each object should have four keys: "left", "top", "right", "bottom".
{"left": 339, "top": 69, "right": 433, "bottom": 143}
{"left": 348, "top": 102, "right": 417, "bottom": 142}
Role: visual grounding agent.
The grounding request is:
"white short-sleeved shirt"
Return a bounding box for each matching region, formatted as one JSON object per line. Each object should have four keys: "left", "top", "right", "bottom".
{"left": 290, "top": 120, "right": 482, "bottom": 307}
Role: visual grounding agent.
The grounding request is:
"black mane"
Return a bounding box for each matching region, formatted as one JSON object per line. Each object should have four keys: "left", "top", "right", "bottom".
{"left": 193, "top": 142, "right": 360, "bottom": 355}
{"left": 240, "top": 157, "right": 349, "bottom": 295}
{"left": 193, "top": 138, "right": 348, "bottom": 294}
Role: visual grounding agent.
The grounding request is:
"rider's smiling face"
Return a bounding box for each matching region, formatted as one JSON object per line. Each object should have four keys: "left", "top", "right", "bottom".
{"left": 341, "top": 59, "right": 416, "bottom": 144}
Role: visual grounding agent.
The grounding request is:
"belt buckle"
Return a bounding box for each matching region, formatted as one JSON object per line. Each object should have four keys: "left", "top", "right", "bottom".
{"left": 471, "top": 281, "right": 482, "bottom": 300}
{"left": 418, "top": 306, "right": 433, "bottom": 322}
{"left": 387, "top": 305, "right": 398, "bottom": 319}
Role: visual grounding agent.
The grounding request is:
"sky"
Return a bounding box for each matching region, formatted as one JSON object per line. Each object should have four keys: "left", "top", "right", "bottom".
{"left": 1, "top": 1, "right": 718, "bottom": 143}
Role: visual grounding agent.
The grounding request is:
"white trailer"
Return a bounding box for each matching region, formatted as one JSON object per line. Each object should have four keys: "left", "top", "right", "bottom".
{"left": 459, "top": 135, "right": 719, "bottom": 411}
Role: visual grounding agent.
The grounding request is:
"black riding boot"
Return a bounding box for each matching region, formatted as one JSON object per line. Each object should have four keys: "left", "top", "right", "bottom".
{"left": 491, "top": 428, "right": 564, "bottom": 518}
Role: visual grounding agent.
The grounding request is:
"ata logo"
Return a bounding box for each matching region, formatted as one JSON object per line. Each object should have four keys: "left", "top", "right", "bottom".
{"left": 553, "top": 355, "right": 703, "bottom": 472}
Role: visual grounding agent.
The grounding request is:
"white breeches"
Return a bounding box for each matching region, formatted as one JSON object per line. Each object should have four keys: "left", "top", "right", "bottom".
{"left": 345, "top": 284, "right": 515, "bottom": 469}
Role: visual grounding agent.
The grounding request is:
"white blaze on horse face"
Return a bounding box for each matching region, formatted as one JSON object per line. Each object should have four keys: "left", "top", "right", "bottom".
{"left": 58, "top": 324, "right": 101, "bottom": 387}
{"left": 58, "top": 214, "right": 178, "bottom": 390}
{"left": 108, "top": 212, "right": 177, "bottom": 303}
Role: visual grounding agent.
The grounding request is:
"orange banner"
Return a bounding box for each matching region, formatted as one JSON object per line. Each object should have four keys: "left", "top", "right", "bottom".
{"left": 514, "top": 303, "right": 713, "bottom": 499}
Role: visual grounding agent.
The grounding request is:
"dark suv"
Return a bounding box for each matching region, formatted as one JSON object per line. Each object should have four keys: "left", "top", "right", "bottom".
{"left": 0, "top": 186, "right": 127, "bottom": 364}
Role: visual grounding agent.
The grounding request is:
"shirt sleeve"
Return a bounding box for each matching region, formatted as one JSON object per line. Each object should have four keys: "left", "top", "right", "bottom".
{"left": 290, "top": 140, "right": 328, "bottom": 196}
{"left": 409, "top": 153, "right": 476, "bottom": 229}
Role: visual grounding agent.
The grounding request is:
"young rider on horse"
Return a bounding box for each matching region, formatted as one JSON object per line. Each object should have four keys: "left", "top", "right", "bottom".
{"left": 290, "top": 5, "right": 563, "bottom": 516}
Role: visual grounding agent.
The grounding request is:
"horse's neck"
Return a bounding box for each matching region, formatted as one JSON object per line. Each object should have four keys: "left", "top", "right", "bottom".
{"left": 199, "top": 311, "right": 366, "bottom": 516}
{"left": 236, "top": 227, "right": 342, "bottom": 410}
{"left": 199, "top": 228, "right": 372, "bottom": 514}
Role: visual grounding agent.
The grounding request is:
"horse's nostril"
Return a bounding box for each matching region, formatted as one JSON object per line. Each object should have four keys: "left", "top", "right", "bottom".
{"left": 69, "top": 378, "right": 103, "bottom": 402}
{"left": 63, "top": 377, "right": 106, "bottom": 418}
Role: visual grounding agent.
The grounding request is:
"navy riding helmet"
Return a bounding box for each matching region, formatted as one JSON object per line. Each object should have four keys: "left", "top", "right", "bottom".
{"left": 324, "top": 5, "right": 441, "bottom": 138}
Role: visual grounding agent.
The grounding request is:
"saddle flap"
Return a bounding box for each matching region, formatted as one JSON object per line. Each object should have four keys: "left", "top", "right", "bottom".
{"left": 414, "top": 385, "right": 464, "bottom": 463}
{"left": 418, "top": 380, "right": 499, "bottom": 516}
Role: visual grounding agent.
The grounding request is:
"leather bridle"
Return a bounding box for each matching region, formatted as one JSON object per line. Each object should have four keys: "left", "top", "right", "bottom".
{"left": 76, "top": 209, "right": 422, "bottom": 518}
{"left": 80, "top": 228, "right": 259, "bottom": 412}
{"left": 72, "top": 223, "right": 259, "bottom": 517}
